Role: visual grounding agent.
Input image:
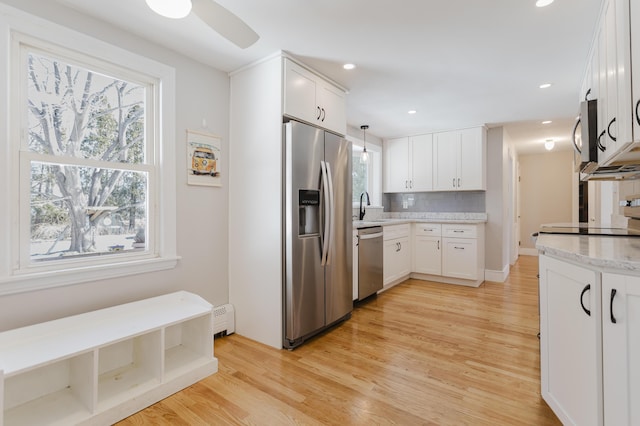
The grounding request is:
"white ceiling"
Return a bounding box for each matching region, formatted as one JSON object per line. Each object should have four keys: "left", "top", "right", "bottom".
{"left": 56, "top": 0, "right": 602, "bottom": 154}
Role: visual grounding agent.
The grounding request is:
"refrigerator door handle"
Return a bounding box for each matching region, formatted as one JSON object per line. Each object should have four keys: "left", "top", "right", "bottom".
{"left": 320, "top": 160, "right": 331, "bottom": 266}
{"left": 325, "top": 161, "right": 335, "bottom": 266}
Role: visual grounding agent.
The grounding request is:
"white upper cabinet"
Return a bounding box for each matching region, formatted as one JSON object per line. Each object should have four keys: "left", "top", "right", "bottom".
{"left": 581, "top": 0, "right": 640, "bottom": 165}
{"left": 283, "top": 58, "right": 346, "bottom": 135}
{"left": 433, "top": 127, "right": 486, "bottom": 191}
{"left": 383, "top": 134, "right": 433, "bottom": 193}
{"left": 597, "top": 0, "right": 622, "bottom": 164}
{"left": 384, "top": 137, "right": 410, "bottom": 193}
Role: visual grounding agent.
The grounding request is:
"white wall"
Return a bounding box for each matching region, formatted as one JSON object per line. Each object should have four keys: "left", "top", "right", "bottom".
{"left": 0, "top": 0, "right": 230, "bottom": 331}
{"left": 484, "top": 127, "right": 512, "bottom": 282}
{"left": 519, "top": 150, "right": 574, "bottom": 252}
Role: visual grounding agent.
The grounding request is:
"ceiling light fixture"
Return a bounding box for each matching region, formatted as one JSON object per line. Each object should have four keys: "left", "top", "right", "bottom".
{"left": 542, "top": 120, "right": 552, "bottom": 124}
{"left": 536, "top": 0, "right": 555, "bottom": 7}
{"left": 539, "top": 83, "right": 552, "bottom": 89}
{"left": 145, "top": 0, "right": 192, "bottom": 19}
{"left": 360, "top": 125, "right": 369, "bottom": 163}
{"left": 343, "top": 63, "right": 356, "bottom": 70}
{"left": 408, "top": 110, "right": 417, "bottom": 115}
{"left": 545, "top": 139, "right": 555, "bottom": 151}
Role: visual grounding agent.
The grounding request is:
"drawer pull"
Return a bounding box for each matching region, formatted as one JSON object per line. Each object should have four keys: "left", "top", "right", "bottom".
{"left": 454, "top": 246, "right": 465, "bottom": 250}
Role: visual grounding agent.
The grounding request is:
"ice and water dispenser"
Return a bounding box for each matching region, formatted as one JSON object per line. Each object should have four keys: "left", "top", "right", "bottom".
{"left": 299, "top": 189, "right": 319, "bottom": 236}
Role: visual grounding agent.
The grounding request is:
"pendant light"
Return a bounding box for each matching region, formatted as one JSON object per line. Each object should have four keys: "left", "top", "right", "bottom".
{"left": 360, "top": 125, "right": 370, "bottom": 163}
{"left": 146, "top": 0, "right": 192, "bottom": 19}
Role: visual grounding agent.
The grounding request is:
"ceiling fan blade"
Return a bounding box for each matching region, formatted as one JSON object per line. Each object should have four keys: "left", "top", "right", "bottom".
{"left": 191, "top": 0, "right": 259, "bottom": 49}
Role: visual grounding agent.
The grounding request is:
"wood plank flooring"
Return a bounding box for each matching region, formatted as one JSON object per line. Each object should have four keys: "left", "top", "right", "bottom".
{"left": 117, "top": 255, "right": 560, "bottom": 425}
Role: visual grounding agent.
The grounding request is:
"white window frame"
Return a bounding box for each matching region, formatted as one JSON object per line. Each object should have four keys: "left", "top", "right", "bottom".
{"left": 350, "top": 139, "right": 382, "bottom": 208}
{"left": 0, "top": 7, "right": 178, "bottom": 295}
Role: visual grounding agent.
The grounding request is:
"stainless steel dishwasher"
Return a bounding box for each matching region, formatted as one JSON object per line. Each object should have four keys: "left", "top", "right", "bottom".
{"left": 357, "top": 226, "right": 383, "bottom": 301}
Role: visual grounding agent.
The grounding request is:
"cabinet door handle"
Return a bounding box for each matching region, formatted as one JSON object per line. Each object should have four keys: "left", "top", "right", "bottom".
{"left": 457, "top": 178, "right": 461, "bottom": 187}
{"left": 405, "top": 180, "right": 408, "bottom": 189}
{"left": 580, "top": 284, "right": 591, "bottom": 316}
{"left": 597, "top": 130, "right": 607, "bottom": 152}
{"left": 635, "top": 99, "right": 640, "bottom": 126}
{"left": 572, "top": 117, "right": 582, "bottom": 154}
{"left": 321, "top": 108, "right": 326, "bottom": 122}
{"left": 452, "top": 178, "right": 456, "bottom": 188}
{"left": 607, "top": 117, "right": 617, "bottom": 142}
{"left": 437, "top": 240, "right": 440, "bottom": 250}
{"left": 610, "top": 288, "right": 618, "bottom": 324}
{"left": 410, "top": 180, "right": 413, "bottom": 189}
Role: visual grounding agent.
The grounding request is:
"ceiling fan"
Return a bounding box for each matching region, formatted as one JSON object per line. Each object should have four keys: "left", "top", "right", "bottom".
{"left": 145, "top": 0, "right": 259, "bottom": 49}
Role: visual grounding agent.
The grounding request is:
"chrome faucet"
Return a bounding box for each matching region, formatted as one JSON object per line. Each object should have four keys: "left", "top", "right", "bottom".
{"left": 359, "top": 191, "right": 370, "bottom": 220}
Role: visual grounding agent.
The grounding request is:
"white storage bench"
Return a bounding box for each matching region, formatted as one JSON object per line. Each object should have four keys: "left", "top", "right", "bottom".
{"left": 0, "top": 291, "right": 218, "bottom": 426}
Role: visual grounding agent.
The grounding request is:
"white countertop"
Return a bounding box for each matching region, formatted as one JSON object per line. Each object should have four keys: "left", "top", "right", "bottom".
{"left": 353, "top": 212, "right": 487, "bottom": 229}
{"left": 535, "top": 233, "right": 640, "bottom": 273}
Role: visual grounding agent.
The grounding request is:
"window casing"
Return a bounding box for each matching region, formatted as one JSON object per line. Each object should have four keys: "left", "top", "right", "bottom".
{"left": 0, "top": 17, "right": 177, "bottom": 295}
{"left": 21, "top": 47, "right": 155, "bottom": 268}
{"left": 351, "top": 143, "right": 382, "bottom": 207}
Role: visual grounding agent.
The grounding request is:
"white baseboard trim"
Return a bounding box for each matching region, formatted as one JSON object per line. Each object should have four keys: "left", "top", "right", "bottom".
{"left": 519, "top": 248, "right": 539, "bottom": 256}
{"left": 485, "top": 265, "right": 510, "bottom": 283}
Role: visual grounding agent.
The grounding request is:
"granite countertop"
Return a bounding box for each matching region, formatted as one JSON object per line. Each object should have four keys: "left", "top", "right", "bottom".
{"left": 535, "top": 233, "right": 640, "bottom": 273}
{"left": 353, "top": 212, "right": 487, "bottom": 229}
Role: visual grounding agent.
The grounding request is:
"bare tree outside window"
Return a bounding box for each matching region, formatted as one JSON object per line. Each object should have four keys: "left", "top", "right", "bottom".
{"left": 26, "top": 51, "right": 149, "bottom": 261}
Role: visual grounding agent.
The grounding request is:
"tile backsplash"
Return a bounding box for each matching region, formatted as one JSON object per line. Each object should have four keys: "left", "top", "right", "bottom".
{"left": 383, "top": 191, "right": 485, "bottom": 213}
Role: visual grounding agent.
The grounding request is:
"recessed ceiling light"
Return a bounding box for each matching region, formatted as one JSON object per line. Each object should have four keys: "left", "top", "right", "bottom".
{"left": 408, "top": 110, "right": 417, "bottom": 115}
{"left": 343, "top": 63, "right": 356, "bottom": 70}
{"left": 539, "top": 83, "right": 552, "bottom": 89}
{"left": 536, "top": 0, "right": 554, "bottom": 7}
{"left": 542, "top": 120, "right": 552, "bottom": 124}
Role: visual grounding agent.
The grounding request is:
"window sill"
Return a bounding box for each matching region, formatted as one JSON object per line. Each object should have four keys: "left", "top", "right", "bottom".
{"left": 0, "top": 256, "right": 180, "bottom": 296}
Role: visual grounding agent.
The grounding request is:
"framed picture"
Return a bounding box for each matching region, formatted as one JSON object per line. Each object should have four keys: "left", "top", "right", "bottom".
{"left": 186, "top": 130, "right": 221, "bottom": 187}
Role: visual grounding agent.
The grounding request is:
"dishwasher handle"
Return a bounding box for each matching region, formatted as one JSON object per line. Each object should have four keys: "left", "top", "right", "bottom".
{"left": 358, "top": 232, "right": 383, "bottom": 240}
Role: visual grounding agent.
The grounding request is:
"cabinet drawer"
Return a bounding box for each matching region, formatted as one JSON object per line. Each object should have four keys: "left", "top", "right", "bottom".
{"left": 414, "top": 223, "right": 442, "bottom": 236}
{"left": 442, "top": 224, "right": 477, "bottom": 239}
{"left": 383, "top": 224, "right": 410, "bottom": 241}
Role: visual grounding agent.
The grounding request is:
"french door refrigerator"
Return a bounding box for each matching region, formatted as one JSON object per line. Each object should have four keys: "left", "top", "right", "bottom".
{"left": 283, "top": 119, "right": 353, "bottom": 349}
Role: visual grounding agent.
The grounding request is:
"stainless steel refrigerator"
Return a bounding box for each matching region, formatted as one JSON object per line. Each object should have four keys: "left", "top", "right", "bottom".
{"left": 283, "top": 120, "right": 353, "bottom": 349}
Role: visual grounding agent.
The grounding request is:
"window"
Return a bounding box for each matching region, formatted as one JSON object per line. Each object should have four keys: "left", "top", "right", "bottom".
{"left": 24, "top": 50, "right": 150, "bottom": 263}
{"left": 1, "top": 22, "right": 177, "bottom": 294}
{"left": 351, "top": 143, "right": 382, "bottom": 207}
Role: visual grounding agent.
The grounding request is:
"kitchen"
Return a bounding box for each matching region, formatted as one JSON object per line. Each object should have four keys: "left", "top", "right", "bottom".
{"left": 0, "top": 0, "right": 635, "bottom": 424}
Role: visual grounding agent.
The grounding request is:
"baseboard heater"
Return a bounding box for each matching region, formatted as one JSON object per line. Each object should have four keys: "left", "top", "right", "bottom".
{"left": 213, "top": 303, "right": 235, "bottom": 336}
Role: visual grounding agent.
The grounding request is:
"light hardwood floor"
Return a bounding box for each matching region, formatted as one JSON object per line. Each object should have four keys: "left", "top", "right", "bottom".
{"left": 118, "top": 255, "right": 560, "bottom": 425}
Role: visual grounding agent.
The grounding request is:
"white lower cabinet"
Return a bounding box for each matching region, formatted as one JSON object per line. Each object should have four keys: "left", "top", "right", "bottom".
{"left": 539, "top": 254, "right": 602, "bottom": 426}
{"left": 413, "top": 227, "right": 442, "bottom": 276}
{"left": 540, "top": 255, "right": 640, "bottom": 425}
{"left": 383, "top": 224, "right": 411, "bottom": 287}
{"left": 353, "top": 229, "right": 359, "bottom": 301}
{"left": 442, "top": 238, "right": 477, "bottom": 280}
{"left": 0, "top": 291, "right": 218, "bottom": 426}
{"left": 602, "top": 272, "right": 640, "bottom": 425}
{"left": 441, "top": 224, "right": 483, "bottom": 282}
{"left": 382, "top": 222, "right": 484, "bottom": 287}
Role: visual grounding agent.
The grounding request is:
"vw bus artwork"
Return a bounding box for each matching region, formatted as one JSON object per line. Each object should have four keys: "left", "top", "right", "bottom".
{"left": 191, "top": 146, "right": 218, "bottom": 176}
